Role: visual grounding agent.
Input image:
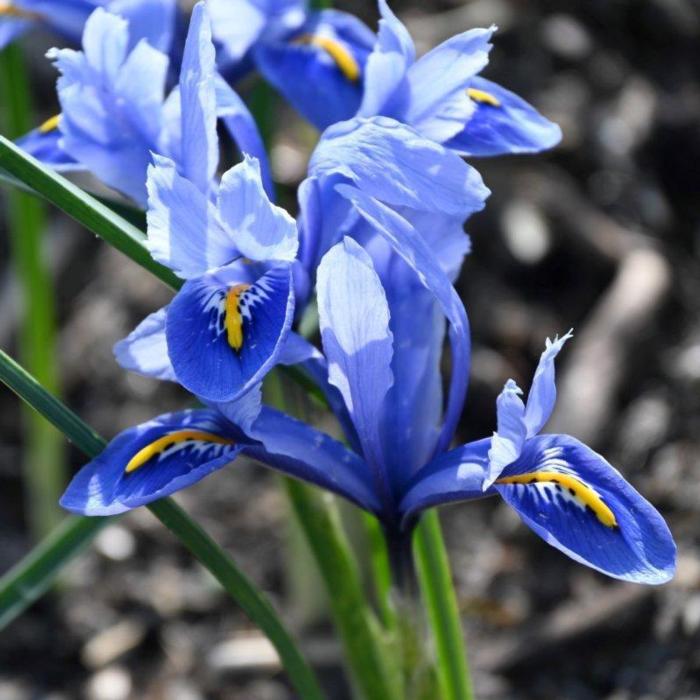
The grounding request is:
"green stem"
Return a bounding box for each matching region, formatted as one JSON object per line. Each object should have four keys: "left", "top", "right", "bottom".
{"left": 414, "top": 510, "right": 474, "bottom": 700}
{"left": 0, "top": 349, "right": 324, "bottom": 700}
{"left": 285, "top": 480, "right": 400, "bottom": 700}
{"left": 0, "top": 44, "right": 64, "bottom": 538}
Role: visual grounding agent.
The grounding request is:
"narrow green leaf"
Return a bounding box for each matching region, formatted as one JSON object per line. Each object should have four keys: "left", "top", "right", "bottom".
{"left": 0, "top": 135, "right": 180, "bottom": 291}
{"left": 414, "top": 510, "right": 474, "bottom": 700}
{"left": 0, "top": 45, "right": 64, "bottom": 538}
{"left": 0, "top": 349, "right": 325, "bottom": 700}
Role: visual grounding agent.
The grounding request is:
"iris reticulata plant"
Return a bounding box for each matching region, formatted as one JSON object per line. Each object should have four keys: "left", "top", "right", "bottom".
{"left": 0, "top": 1, "right": 676, "bottom": 698}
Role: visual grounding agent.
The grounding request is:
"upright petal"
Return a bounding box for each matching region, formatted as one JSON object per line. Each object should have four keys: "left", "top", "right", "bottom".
{"left": 523, "top": 330, "right": 573, "bottom": 438}
{"left": 317, "top": 238, "right": 395, "bottom": 512}
{"left": 215, "top": 75, "right": 274, "bottom": 198}
{"left": 146, "top": 154, "right": 234, "bottom": 279}
{"left": 166, "top": 263, "right": 295, "bottom": 402}
{"left": 495, "top": 434, "right": 676, "bottom": 584}
{"left": 178, "top": 1, "right": 218, "bottom": 193}
{"left": 218, "top": 156, "right": 298, "bottom": 263}
{"left": 338, "top": 191, "right": 470, "bottom": 458}
{"left": 255, "top": 9, "right": 374, "bottom": 131}
{"left": 61, "top": 410, "right": 242, "bottom": 515}
{"left": 484, "top": 378, "right": 527, "bottom": 489}
{"left": 358, "top": 0, "right": 414, "bottom": 118}
{"left": 108, "top": 0, "right": 178, "bottom": 54}
{"left": 403, "top": 27, "right": 493, "bottom": 143}
{"left": 113, "top": 306, "right": 175, "bottom": 382}
{"left": 445, "top": 76, "right": 562, "bottom": 157}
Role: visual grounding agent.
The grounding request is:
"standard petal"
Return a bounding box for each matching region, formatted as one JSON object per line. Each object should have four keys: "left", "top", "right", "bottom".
{"left": 484, "top": 378, "right": 527, "bottom": 489}
{"left": 311, "top": 116, "right": 489, "bottom": 220}
{"left": 338, "top": 191, "right": 470, "bottom": 458}
{"left": 243, "top": 407, "right": 380, "bottom": 513}
{"left": 108, "top": 0, "right": 178, "bottom": 54}
{"left": 495, "top": 434, "right": 676, "bottom": 584}
{"left": 523, "top": 330, "right": 573, "bottom": 438}
{"left": 403, "top": 27, "right": 493, "bottom": 143}
{"left": 215, "top": 75, "right": 274, "bottom": 198}
{"left": 146, "top": 154, "right": 234, "bottom": 279}
{"left": 178, "top": 1, "right": 218, "bottom": 193}
{"left": 60, "top": 410, "right": 242, "bottom": 515}
{"left": 446, "top": 76, "right": 562, "bottom": 157}
{"left": 113, "top": 306, "right": 175, "bottom": 382}
{"left": 218, "top": 156, "right": 298, "bottom": 263}
{"left": 357, "top": 0, "right": 414, "bottom": 117}
{"left": 317, "top": 237, "right": 395, "bottom": 511}
{"left": 398, "top": 438, "right": 492, "bottom": 527}
{"left": 166, "top": 263, "right": 295, "bottom": 402}
{"left": 255, "top": 9, "right": 374, "bottom": 131}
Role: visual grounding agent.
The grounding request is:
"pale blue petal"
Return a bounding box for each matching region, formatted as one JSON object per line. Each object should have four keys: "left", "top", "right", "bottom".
{"left": 113, "top": 306, "right": 175, "bottom": 382}
{"left": 178, "top": 1, "right": 218, "bottom": 193}
{"left": 146, "top": 154, "right": 235, "bottom": 278}
{"left": 108, "top": 0, "right": 177, "bottom": 54}
{"left": 403, "top": 27, "right": 493, "bottom": 143}
{"left": 358, "top": 0, "right": 414, "bottom": 117}
{"left": 317, "top": 237, "right": 395, "bottom": 513}
{"left": 218, "top": 155, "right": 298, "bottom": 263}
{"left": 523, "top": 330, "right": 573, "bottom": 438}
{"left": 484, "top": 378, "right": 527, "bottom": 489}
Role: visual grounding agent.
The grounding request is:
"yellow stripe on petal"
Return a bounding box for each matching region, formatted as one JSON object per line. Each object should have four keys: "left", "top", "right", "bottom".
{"left": 467, "top": 87, "right": 501, "bottom": 107}
{"left": 224, "top": 283, "right": 251, "bottom": 351}
{"left": 496, "top": 471, "right": 618, "bottom": 528}
{"left": 294, "top": 33, "right": 360, "bottom": 82}
{"left": 0, "top": 3, "right": 40, "bottom": 19}
{"left": 125, "top": 430, "right": 235, "bottom": 474}
{"left": 38, "top": 114, "right": 60, "bottom": 134}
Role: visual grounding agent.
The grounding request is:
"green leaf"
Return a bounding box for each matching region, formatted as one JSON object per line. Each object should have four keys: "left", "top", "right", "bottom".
{"left": 0, "top": 349, "right": 324, "bottom": 700}
{"left": 414, "top": 510, "right": 474, "bottom": 700}
{"left": 0, "top": 135, "right": 180, "bottom": 291}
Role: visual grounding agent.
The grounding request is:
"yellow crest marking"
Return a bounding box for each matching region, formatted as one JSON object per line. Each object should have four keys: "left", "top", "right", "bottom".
{"left": 38, "top": 114, "right": 61, "bottom": 134}
{"left": 293, "top": 33, "right": 360, "bottom": 82}
{"left": 224, "top": 283, "right": 251, "bottom": 352}
{"left": 496, "top": 471, "right": 618, "bottom": 528}
{"left": 0, "top": 3, "right": 41, "bottom": 19}
{"left": 125, "top": 430, "right": 235, "bottom": 474}
{"left": 467, "top": 87, "right": 501, "bottom": 107}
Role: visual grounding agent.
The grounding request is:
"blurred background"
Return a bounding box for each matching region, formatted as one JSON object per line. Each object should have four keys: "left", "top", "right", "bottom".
{"left": 1, "top": 0, "right": 700, "bottom": 698}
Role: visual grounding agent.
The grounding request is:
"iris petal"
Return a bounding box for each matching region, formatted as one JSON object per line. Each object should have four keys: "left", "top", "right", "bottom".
{"left": 495, "top": 434, "right": 676, "bottom": 584}
{"left": 60, "top": 410, "right": 241, "bottom": 515}
{"left": 166, "top": 263, "right": 295, "bottom": 402}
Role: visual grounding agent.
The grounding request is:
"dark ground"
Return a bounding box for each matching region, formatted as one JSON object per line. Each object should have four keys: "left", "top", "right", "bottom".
{"left": 1, "top": 0, "right": 700, "bottom": 698}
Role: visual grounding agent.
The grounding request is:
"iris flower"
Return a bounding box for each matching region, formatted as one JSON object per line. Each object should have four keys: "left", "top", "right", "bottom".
{"left": 209, "top": 0, "right": 375, "bottom": 130}
{"left": 0, "top": 0, "right": 177, "bottom": 54}
{"left": 62, "top": 195, "right": 675, "bottom": 584}
{"left": 17, "top": 2, "right": 271, "bottom": 205}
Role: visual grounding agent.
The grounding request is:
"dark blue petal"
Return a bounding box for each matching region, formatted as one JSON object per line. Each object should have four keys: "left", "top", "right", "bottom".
{"left": 495, "top": 434, "right": 676, "bottom": 584}
{"left": 167, "top": 263, "right": 295, "bottom": 402}
{"left": 60, "top": 410, "right": 242, "bottom": 515}
{"left": 255, "top": 10, "right": 374, "bottom": 130}
{"left": 398, "top": 438, "right": 492, "bottom": 526}
{"left": 446, "top": 76, "right": 562, "bottom": 157}
{"left": 242, "top": 407, "right": 380, "bottom": 513}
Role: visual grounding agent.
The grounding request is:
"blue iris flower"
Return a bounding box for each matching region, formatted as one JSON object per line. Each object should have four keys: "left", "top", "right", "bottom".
{"left": 0, "top": 0, "right": 177, "bottom": 54}
{"left": 209, "top": 0, "right": 376, "bottom": 130}
{"left": 17, "top": 2, "right": 271, "bottom": 205}
{"left": 61, "top": 197, "right": 675, "bottom": 584}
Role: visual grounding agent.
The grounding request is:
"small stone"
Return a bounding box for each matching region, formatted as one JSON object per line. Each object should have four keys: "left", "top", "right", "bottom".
{"left": 94, "top": 525, "right": 136, "bottom": 562}
{"left": 82, "top": 620, "right": 146, "bottom": 669}
{"left": 207, "top": 633, "right": 280, "bottom": 673}
{"left": 86, "top": 666, "right": 132, "bottom": 700}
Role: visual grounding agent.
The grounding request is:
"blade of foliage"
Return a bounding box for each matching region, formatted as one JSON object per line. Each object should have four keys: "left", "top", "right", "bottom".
{"left": 0, "top": 350, "right": 325, "bottom": 700}
{"left": 0, "top": 44, "right": 64, "bottom": 538}
{"left": 0, "top": 135, "right": 180, "bottom": 290}
{"left": 414, "top": 511, "right": 474, "bottom": 700}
